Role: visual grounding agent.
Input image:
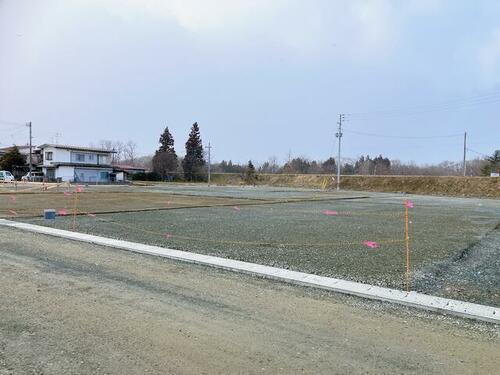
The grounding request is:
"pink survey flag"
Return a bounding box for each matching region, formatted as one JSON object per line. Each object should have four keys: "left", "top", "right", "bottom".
{"left": 233, "top": 206, "right": 241, "bottom": 211}
{"left": 76, "top": 186, "right": 83, "bottom": 193}
{"left": 405, "top": 200, "right": 414, "bottom": 208}
{"left": 63, "top": 191, "right": 71, "bottom": 196}
{"left": 87, "top": 213, "right": 96, "bottom": 217}
{"left": 57, "top": 209, "right": 68, "bottom": 216}
{"left": 322, "top": 210, "right": 338, "bottom": 216}
{"left": 363, "top": 240, "right": 380, "bottom": 249}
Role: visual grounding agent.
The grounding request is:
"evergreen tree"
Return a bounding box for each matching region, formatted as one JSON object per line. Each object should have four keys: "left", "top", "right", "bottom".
{"left": 182, "top": 122, "right": 205, "bottom": 181}
{"left": 481, "top": 150, "right": 500, "bottom": 175}
{"left": 152, "top": 126, "right": 178, "bottom": 180}
{"left": 245, "top": 160, "right": 256, "bottom": 184}
{"left": 321, "top": 157, "right": 336, "bottom": 174}
{"left": 158, "top": 127, "right": 176, "bottom": 155}
{"left": 0, "top": 146, "right": 26, "bottom": 171}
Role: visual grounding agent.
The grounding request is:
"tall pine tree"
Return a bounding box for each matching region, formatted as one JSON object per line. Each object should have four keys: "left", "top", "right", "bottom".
{"left": 182, "top": 122, "right": 205, "bottom": 181}
{"left": 152, "top": 126, "right": 178, "bottom": 180}
{"left": 158, "top": 127, "right": 176, "bottom": 155}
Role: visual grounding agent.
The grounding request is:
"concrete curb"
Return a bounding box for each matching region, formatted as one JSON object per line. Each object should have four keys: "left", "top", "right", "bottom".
{"left": 1, "top": 219, "right": 498, "bottom": 324}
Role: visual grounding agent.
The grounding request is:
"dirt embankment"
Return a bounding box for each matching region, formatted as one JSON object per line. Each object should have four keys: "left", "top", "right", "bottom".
{"left": 210, "top": 173, "right": 500, "bottom": 198}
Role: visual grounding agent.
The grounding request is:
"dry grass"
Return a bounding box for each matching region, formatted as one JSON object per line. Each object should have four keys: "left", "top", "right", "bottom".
{"left": 0, "top": 190, "right": 261, "bottom": 218}
{"left": 209, "top": 173, "right": 500, "bottom": 198}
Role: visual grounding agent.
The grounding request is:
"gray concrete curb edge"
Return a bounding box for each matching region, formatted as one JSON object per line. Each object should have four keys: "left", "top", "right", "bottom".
{"left": 1, "top": 219, "right": 498, "bottom": 324}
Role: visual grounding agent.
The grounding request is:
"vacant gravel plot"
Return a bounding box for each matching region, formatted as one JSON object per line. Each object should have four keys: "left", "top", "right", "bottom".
{"left": 1, "top": 227, "right": 498, "bottom": 374}
{"left": 15, "top": 187, "right": 500, "bottom": 305}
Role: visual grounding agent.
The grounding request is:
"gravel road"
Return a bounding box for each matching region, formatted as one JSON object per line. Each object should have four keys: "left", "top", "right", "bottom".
{"left": 0, "top": 227, "right": 498, "bottom": 374}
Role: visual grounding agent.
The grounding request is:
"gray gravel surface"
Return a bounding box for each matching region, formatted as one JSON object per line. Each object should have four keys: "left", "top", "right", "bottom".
{"left": 413, "top": 223, "right": 500, "bottom": 306}
{"left": 1, "top": 227, "right": 499, "bottom": 374}
{"left": 17, "top": 191, "right": 500, "bottom": 305}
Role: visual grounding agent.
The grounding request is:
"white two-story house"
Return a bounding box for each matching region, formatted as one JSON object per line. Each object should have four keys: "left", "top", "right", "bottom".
{"left": 39, "top": 144, "right": 115, "bottom": 183}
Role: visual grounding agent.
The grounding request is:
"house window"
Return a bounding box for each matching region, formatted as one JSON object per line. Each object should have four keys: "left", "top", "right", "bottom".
{"left": 75, "top": 153, "right": 85, "bottom": 162}
{"left": 45, "top": 152, "right": 53, "bottom": 161}
{"left": 100, "top": 172, "right": 109, "bottom": 180}
{"left": 97, "top": 155, "right": 109, "bottom": 165}
{"left": 88, "top": 154, "right": 94, "bottom": 161}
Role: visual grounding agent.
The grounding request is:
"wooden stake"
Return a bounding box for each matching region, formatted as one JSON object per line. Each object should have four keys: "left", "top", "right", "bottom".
{"left": 72, "top": 187, "right": 79, "bottom": 231}
{"left": 405, "top": 201, "right": 411, "bottom": 292}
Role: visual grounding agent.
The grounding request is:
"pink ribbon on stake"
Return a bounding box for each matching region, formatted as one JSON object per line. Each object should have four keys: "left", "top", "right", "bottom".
{"left": 57, "top": 209, "right": 68, "bottom": 216}
{"left": 405, "top": 200, "right": 414, "bottom": 208}
{"left": 363, "top": 240, "right": 380, "bottom": 249}
{"left": 63, "top": 191, "right": 71, "bottom": 196}
{"left": 322, "top": 210, "right": 338, "bottom": 216}
{"left": 233, "top": 206, "right": 241, "bottom": 211}
{"left": 76, "top": 186, "right": 83, "bottom": 193}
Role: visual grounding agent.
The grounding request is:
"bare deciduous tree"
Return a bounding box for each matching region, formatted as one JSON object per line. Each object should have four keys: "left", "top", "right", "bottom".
{"left": 98, "top": 140, "right": 136, "bottom": 164}
{"left": 123, "top": 140, "right": 138, "bottom": 164}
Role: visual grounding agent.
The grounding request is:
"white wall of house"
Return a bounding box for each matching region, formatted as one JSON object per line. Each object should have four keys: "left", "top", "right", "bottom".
{"left": 42, "top": 166, "right": 75, "bottom": 182}
{"left": 42, "top": 147, "right": 71, "bottom": 166}
{"left": 115, "top": 172, "right": 126, "bottom": 182}
{"left": 42, "top": 147, "right": 111, "bottom": 167}
{"left": 70, "top": 151, "right": 111, "bottom": 165}
{"left": 55, "top": 166, "right": 75, "bottom": 181}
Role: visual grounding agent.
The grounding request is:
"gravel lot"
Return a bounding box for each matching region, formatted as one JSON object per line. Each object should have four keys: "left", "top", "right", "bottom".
{"left": 1, "top": 227, "right": 499, "bottom": 374}
{"left": 15, "top": 188, "right": 500, "bottom": 305}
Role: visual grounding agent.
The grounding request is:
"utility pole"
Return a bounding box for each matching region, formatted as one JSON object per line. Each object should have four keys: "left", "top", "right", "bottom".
{"left": 335, "top": 114, "right": 345, "bottom": 191}
{"left": 206, "top": 142, "right": 212, "bottom": 186}
{"left": 462, "top": 131, "right": 467, "bottom": 176}
{"left": 27, "top": 122, "right": 32, "bottom": 181}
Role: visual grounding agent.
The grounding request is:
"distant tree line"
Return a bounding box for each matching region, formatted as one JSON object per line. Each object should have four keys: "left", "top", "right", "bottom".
{"left": 201, "top": 152, "right": 498, "bottom": 177}
{"left": 97, "top": 126, "right": 498, "bottom": 180}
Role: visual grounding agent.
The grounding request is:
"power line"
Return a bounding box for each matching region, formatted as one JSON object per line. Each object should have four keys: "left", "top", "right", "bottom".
{"left": 347, "top": 89, "right": 500, "bottom": 119}
{"left": 0, "top": 120, "right": 25, "bottom": 126}
{"left": 0, "top": 125, "right": 26, "bottom": 133}
{"left": 466, "top": 148, "right": 491, "bottom": 158}
{"left": 342, "top": 128, "right": 463, "bottom": 139}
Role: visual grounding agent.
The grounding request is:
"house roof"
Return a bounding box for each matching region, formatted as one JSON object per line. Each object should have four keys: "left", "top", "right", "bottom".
{"left": 39, "top": 144, "right": 116, "bottom": 154}
{"left": 0, "top": 145, "right": 38, "bottom": 152}
{"left": 48, "top": 162, "right": 113, "bottom": 169}
{"left": 112, "top": 164, "right": 147, "bottom": 171}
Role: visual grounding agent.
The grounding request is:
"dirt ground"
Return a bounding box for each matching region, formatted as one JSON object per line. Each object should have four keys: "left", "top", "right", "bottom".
{"left": 0, "top": 190, "right": 264, "bottom": 218}
{"left": 1, "top": 227, "right": 499, "bottom": 374}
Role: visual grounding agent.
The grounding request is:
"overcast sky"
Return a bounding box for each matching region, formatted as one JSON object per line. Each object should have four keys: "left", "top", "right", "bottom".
{"left": 1, "top": 0, "right": 499, "bottom": 164}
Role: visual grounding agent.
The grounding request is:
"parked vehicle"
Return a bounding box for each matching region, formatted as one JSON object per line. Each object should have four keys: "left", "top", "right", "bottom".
{"left": 21, "top": 171, "right": 44, "bottom": 182}
{"left": 0, "top": 170, "right": 15, "bottom": 182}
